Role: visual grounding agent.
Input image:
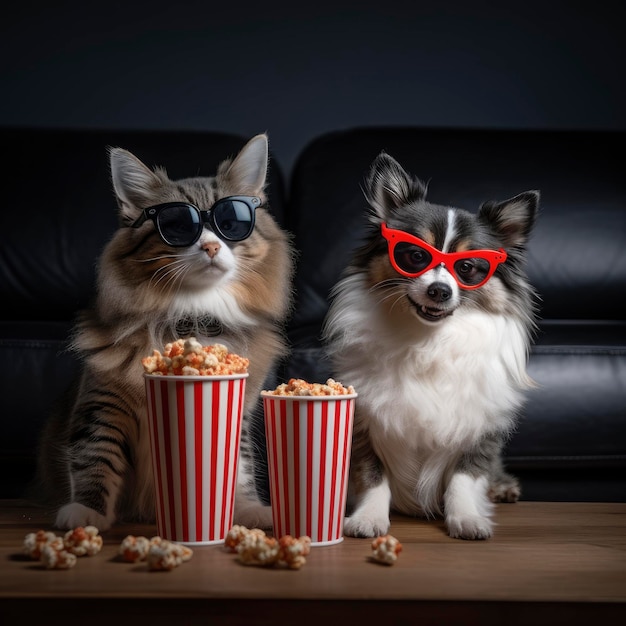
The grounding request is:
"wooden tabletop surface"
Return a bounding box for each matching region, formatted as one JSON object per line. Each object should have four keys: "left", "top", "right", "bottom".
{"left": 1, "top": 499, "right": 625, "bottom": 625}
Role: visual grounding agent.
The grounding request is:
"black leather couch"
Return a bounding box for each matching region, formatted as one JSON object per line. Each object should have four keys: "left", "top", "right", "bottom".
{"left": 2, "top": 126, "right": 625, "bottom": 503}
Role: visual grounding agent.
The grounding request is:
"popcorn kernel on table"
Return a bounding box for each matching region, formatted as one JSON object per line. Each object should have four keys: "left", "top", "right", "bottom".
{"left": 119, "top": 534, "right": 152, "bottom": 562}
{"left": 371, "top": 534, "right": 403, "bottom": 565}
{"left": 277, "top": 534, "right": 312, "bottom": 569}
{"left": 142, "top": 337, "right": 249, "bottom": 376}
{"left": 63, "top": 525, "right": 103, "bottom": 556}
{"left": 225, "top": 524, "right": 268, "bottom": 552}
{"left": 23, "top": 526, "right": 102, "bottom": 569}
{"left": 147, "top": 538, "right": 194, "bottom": 571}
{"left": 236, "top": 532, "right": 280, "bottom": 567}
{"left": 118, "top": 535, "right": 192, "bottom": 569}
{"left": 227, "top": 525, "right": 312, "bottom": 569}
{"left": 41, "top": 543, "right": 78, "bottom": 569}
{"left": 23, "top": 529, "right": 59, "bottom": 559}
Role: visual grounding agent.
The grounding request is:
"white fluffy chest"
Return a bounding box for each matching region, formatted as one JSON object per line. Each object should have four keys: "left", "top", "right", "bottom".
{"left": 334, "top": 306, "right": 528, "bottom": 450}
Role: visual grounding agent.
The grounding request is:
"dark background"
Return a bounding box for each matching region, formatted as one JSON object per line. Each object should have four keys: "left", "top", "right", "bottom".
{"left": 1, "top": 0, "right": 625, "bottom": 176}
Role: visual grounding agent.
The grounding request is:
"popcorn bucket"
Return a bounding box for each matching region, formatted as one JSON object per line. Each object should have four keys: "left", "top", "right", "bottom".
{"left": 144, "top": 373, "right": 248, "bottom": 545}
{"left": 262, "top": 392, "right": 357, "bottom": 546}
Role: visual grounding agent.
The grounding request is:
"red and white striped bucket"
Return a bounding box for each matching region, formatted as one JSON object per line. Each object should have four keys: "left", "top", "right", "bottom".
{"left": 262, "top": 393, "right": 356, "bottom": 546}
{"left": 144, "top": 373, "right": 247, "bottom": 545}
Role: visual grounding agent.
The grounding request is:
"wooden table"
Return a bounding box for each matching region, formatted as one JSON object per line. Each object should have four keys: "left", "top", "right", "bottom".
{"left": 1, "top": 500, "right": 624, "bottom": 625}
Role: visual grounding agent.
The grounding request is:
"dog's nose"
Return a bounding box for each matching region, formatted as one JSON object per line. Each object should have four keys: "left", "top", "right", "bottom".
{"left": 427, "top": 282, "right": 452, "bottom": 302}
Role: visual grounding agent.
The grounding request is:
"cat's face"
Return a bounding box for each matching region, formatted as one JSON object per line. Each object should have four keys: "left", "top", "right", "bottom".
{"left": 100, "top": 134, "right": 293, "bottom": 322}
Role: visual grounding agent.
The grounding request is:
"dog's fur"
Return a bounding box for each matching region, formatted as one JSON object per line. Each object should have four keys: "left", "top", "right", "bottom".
{"left": 322, "top": 152, "right": 539, "bottom": 539}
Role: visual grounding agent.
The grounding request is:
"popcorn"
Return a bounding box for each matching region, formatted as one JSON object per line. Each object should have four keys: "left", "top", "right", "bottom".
{"left": 236, "top": 531, "right": 280, "bottom": 567}
{"left": 23, "top": 527, "right": 101, "bottom": 569}
{"left": 23, "top": 530, "right": 59, "bottom": 559}
{"left": 371, "top": 534, "right": 403, "bottom": 565}
{"left": 146, "top": 537, "right": 193, "bottom": 571}
{"left": 40, "top": 543, "right": 78, "bottom": 569}
{"left": 142, "top": 337, "right": 249, "bottom": 376}
{"left": 119, "top": 534, "right": 152, "bottom": 562}
{"left": 23, "top": 528, "right": 195, "bottom": 572}
{"left": 224, "top": 524, "right": 267, "bottom": 552}
{"left": 227, "top": 525, "right": 312, "bottom": 569}
{"left": 277, "top": 534, "right": 312, "bottom": 570}
{"left": 263, "top": 377, "right": 355, "bottom": 396}
{"left": 118, "top": 535, "right": 192, "bottom": 570}
{"left": 63, "top": 525, "right": 103, "bottom": 556}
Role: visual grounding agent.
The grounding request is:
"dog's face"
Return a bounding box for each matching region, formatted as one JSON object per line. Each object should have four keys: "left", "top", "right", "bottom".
{"left": 355, "top": 152, "right": 539, "bottom": 325}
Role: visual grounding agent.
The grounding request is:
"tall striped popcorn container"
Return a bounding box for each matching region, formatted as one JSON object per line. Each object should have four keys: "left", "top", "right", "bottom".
{"left": 144, "top": 373, "right": 248, "bottom": 545}
{"left": 262, "top": 391, "right": 357, "bottom": 546}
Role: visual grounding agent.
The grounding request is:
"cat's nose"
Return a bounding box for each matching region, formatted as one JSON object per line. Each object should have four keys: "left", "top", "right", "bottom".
{"left": 202, "top": 241, "right": 221, "bottom": 258}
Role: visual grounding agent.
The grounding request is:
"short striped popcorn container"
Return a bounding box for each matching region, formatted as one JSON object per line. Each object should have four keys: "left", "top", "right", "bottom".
{"left": 262, "top": 389, "right": 357, "bottom": 546}
{"left": 144, "top": 373, "right": 248, "bottom": 545}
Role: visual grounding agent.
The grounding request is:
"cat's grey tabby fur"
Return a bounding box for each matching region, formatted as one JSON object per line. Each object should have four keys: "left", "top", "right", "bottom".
{"left": 32, "top": 134, "right": 294, "bottom": 531}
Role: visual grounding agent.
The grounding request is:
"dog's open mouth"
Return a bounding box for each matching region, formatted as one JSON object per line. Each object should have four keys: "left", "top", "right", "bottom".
{"left": 407, "top": 295, "right": 453, "bottom": 322}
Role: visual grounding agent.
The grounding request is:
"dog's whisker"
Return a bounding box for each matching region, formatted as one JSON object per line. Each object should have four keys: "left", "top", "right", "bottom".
{"left": 375, "top": 288, "right": 405, "bottom": 306}
{"left": 368, "top": 280, "right": 409, "bottom": 310}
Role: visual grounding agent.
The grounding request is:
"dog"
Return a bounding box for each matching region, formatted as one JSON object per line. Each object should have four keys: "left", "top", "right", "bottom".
{"left": 322, "top": 151, "right": 539, "bottom": 539}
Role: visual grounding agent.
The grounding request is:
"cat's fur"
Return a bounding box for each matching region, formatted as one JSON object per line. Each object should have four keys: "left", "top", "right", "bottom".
{"left": 31, "top": 134, "right": 294, "bottom": 531}
{"left": 323, "top": 152, "right": 538, "bottom": 540}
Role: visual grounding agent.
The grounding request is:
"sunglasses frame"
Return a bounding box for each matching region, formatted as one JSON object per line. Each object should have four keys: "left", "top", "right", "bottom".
{"left": 130, "top": 195, "right": 261, "bottom": 246}
{"left": 381, "top": 223, "right": 508, "bottom": 290}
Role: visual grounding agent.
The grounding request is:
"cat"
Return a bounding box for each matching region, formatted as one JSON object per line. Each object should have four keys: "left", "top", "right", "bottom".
{"left": 31, "top": 133, "right": 294, "bottom": 531}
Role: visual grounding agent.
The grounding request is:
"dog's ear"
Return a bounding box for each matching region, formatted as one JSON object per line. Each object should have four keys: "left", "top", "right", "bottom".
{"left": 478, "top": 191, "right": 540, "bottom": 249}
{"left": 364, "top": 152, "right": 427, "bottom": 220}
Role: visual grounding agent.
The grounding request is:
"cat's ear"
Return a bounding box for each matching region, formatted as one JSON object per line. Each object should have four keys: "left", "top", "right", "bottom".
{"left": 109, "top": 147, "right": 166, "bottom": 216}
{"left": 478, "top": 191, "right": 539, "bottom": 249}
{"left": 220, "top": 134, "right": 269, "bottom": 195}
{"left": 364, "top": 152, "right": 427, "bottom": 221}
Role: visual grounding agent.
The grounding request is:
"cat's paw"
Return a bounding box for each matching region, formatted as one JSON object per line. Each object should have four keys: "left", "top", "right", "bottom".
{"left": 343, "top": 514, "right": 390, "bottom": 538}
{"left": 233, "top": 502, "right": 273, "bottom": 530}
{"left": 55, "top": 503, "right": 113, "bottom": 531}
{"left": 446, "top": 514, "right": 493, "bottom": 540}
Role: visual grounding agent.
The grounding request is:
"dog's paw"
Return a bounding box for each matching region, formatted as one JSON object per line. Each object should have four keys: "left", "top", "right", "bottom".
{"left": 344, "top": 514, "right": 390, "bottom": 538}
{"left": 489, "top": 478, "right": 521, "bottom": 503}
{"left": 446, "top": 514, "right": 493, "bottom": 540}
{"left": 55, "top": 503, "right": 113, "bottom": 531}
{"left": 233, "top": 502, "right": 273, "bottom": 530}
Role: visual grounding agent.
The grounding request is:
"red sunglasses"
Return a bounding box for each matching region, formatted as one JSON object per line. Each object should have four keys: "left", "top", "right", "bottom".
{"left": 381, "top": 223, "right": 508, "bottom": 290}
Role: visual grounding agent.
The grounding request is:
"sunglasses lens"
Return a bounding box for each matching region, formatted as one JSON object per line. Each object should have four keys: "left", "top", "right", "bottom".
{"left": 157, "top": 204, "right": 201, "bottom": 246}
{"left": 393, "top": 242, "right": 432, "bottom": 275}
{"left": 453, "top": 258, "right": 491, "bottom": 286}
{"left": 212, "top": 199, "right": 255, "bottom": 241}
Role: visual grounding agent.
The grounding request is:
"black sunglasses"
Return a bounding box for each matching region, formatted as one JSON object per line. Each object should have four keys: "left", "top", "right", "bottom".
{"left": 130, "top": 195, "right": 260, "bottom": 247}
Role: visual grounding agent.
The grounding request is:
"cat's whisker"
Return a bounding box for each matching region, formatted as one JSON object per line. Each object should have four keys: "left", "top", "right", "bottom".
{"left": 133, "top": 253, "right": 180, "bottom": 263}
{"left": 150, "top": 259, "right": 190, "bottom": 291}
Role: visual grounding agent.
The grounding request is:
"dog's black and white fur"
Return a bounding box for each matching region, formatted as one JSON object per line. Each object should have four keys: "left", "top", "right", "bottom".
{"left": 322, "top": 152, "right": 539, "bottom": 540}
